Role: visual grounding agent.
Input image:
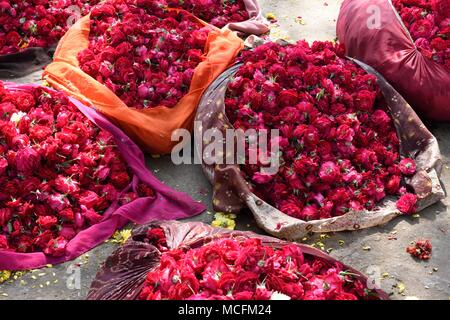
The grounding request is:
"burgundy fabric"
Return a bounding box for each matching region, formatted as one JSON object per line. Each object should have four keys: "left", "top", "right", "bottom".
{"left": 337, "top": 0, "right": 450, "bottom": 121}
{"left": 0, "top": 83, "right": 205, "bottom": 270}
{"left": 87, "top": 220, "right": 390, "bottom": 300}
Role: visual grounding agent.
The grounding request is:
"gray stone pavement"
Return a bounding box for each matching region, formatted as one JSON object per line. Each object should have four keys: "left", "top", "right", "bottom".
{"left": 0, "top": 0, "right": 449, "bottom": 300}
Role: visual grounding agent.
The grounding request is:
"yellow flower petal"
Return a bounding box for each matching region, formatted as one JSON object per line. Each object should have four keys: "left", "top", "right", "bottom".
{"left": 0, "top": 271, "right": 12, "bottom": 284}
{"left": 266, "top": 12, "right": 277, "bottom": 20}
{"left": 211, "top": 212, "right": 236, "bottom": 230}
{"left": 110, "top": 229, "right": 132, "bottom": 245}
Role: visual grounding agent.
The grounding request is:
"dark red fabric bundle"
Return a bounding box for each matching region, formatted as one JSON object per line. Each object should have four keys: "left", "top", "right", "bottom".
{"left": 337, "top": 0, "right": 450, "bottom": 121}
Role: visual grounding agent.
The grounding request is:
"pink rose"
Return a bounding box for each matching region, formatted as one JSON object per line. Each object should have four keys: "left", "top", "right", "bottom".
{"left": 0, "top": 158, "right": 8, "bottom": 176}
{"left": 399, "top": 158, "right": 416, "bottom": 175}
{"left": 15, "top": 147, "right": 41, "bottom": 175}
{"left": 252, "top": 172, "right": 274, "bottom": 184}
{"left": 396, "top": 193, "right": 418, "bottom": 214}
{"left": 78, "top": 190, "right": 100, "bottom": 209}
{"left": 36, "top": 215, "right": 58, "bottom": 229}
{"left": 319, "top": 161, "right": 341, "bottom": 184}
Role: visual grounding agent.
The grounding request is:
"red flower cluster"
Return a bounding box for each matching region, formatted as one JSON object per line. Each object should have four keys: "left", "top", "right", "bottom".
{"left": 224, "top": 41, "right": 418, "bottom": 220}
{"left": 0, "top": 82, "right": 155, "bottom": 256}
{"left": 139, "top": 227, "right": 377, "bottom": 300}
{"left": 406, "top": 239, "right": 432, "bottom": 260}
{"left": 78, "top": 0, "right": 211, "bottom": 109}
{"left": 165, "top": 0, "right": 250, "bottom": 28}
{"left": 0, "top": 0, "right": 100, "bottom": 55}
{"left": 77, "top": 0, "right": 250, "bottom": 110}
{"left": 393, "top": 0, "right": 450, "bottom": 69}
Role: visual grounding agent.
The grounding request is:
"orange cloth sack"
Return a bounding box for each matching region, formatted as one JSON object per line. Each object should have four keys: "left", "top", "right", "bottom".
{"left": 43, "top": 10, "right": 244, "bottom": 154}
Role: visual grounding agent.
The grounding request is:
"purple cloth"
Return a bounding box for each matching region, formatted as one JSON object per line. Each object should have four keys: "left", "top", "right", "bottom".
{"left": 0, "top": 83, "right": 205, "bottom": 270}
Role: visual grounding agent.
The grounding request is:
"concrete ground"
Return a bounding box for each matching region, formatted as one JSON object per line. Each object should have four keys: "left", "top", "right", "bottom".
{"left": 1, "top": 0, "right": 449, "bottom": 300}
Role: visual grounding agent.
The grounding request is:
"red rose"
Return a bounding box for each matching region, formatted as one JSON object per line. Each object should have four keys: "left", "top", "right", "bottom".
{"left": 319, "top": 161, "right": 341, "bottom": 184}
{"left": 396, "top": 193, "right": 418, "bottom": 214}
{"left": 44, "top": 236, "right": 68, "bottom": 257}
{"left": 233, "top": 291, "right": 254, "bottom": 300}
{"left": 371, "top": 109, "right": 392, "bottom": 130}
{"left": 78, "top": 190, "right": 100, "bottom": 209}
{"left": 0, "top": 234, "right": 9, "bottom": 249}
{"left": 278, "top": 89, "right": 299, "bottom": 106}
{"left": 279, "top": 199, "right": 303, "bottom": 218}
{"left": 15, "top": 147, "right": 41, "bottom": 175}
{"left": 234, "top": 271, "right": 259, "bottom": 293}
{"left": 430, "top": 37, "right": 446, "bottom": 51}
{"left": 37, "top": 19, "right": 53, "bottom": 35}
{"left": 137, "top": 183, "right": 155, "bottom": 198}
{"left": 29, "top": 125, "right": 53, "bottom": 141}
{"left": 59, "top": 208, "right": 75, "bottom": 222}
{"left": 353, "top": 90, "right": 376, "bottom": 112}
{"left": 218, "top": 272, "right": 237, "bottom": 293}
{"left": 336, "top": 124, "right": 355, "bottom": 142}
{"left": 385, "top": 175, "right": 401, "bottom": 194}
{"left": 54, "top": 175, "right": 80, "bottom": 195}
{"left": 36, "top": 215, "right": 58, "bottom": 229}
{"left": 0, "top": 158, "right": 8, "bottom": 176}
{"left": 410, "top": 19, "right": 434, "bottom": 39}
{"left": 47, "top": 193, "right": 69, "bottom": 211}
{"left": 11, "top": 92, "right": 36, "bottom": 112}
{"left": 6, "top": 31, "right": 21, "bottom": 46}
{"left": 406, "top": 239, "right": 432, "bottom": 260}
{"left": 300, "top": 205, "right": 319, "bottom": 221}
{"left": 91, "top": 3, "right": 116, "bottom": 19}
{"left": 20, "top": 177, "right": 41, "bottom": 194}
{"left": 110, "top": 171, "right": 131, "bottom": 189}
{"left": 398, "top": 158, "right": 416, "bottom": 175}
{"left": 0, "top": 207, "right": 12, "bottom": 227}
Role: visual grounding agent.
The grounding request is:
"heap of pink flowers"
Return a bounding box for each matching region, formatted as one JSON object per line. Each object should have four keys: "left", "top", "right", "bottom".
{"left": 224, "top": 41, "right": 418, "bottom": 221}
{"left": 138, "top": 227, "right": 381, "bottom": 300}
{"left": 393, "top": 0, "right": 449, "bottom": 69}
{"left": 77, "top": 0, "right": 250, "bottom": 110}
{"left": 0, "top": 82, "right": 155, "bottom": 256}
{"left": 0, "top": 0, "right": 101, "bottom": 55}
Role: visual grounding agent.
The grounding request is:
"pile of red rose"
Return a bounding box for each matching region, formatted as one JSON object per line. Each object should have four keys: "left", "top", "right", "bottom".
{"left": 165, "top": 0, "right": 250, "bottom": 28}
{"left": 392, "top": 0, "right": 449, "bottom": 69}
{"left": 224, "top": 40, "right": 418, "bottom": 221}
{"left": 0, "top": 0, "right": 101, "bottom": 55}
{"left": 77, "top": 0, "right": 250, "bottom": 110}
{"left": 0, "top": 82, "right": 155, "bottom": 256}
{"left": 139, "top": 227, "right": 376, "bottom": 300}
{"left": 406, "top": 239, "right": 432, "bottom": 260}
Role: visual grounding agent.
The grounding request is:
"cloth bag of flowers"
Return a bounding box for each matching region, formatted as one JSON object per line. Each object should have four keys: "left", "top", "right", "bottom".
{"left": 0, "top": 82, "right": 205, "bottom": 270}
{"left": 195, "top": 40, "right": 444, "bottom": 240}
{"left": 42, "top": 0, "right": 267, "bottom": 154}
{"left": 336, "top": 0, "right": 450, "bottom": 121}
{"left": 0, "top": 1, "right": 102, "bottom": 77}
{"left": 87, "top": 220, "right": 389, "bottom": 300}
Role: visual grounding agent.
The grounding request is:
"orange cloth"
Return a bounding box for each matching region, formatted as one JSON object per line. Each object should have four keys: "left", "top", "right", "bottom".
{"left": 43, "top": 10, "right": 244, "bottom": 154}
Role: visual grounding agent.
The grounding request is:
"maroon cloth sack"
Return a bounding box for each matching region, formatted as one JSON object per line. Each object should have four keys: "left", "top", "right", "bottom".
{"left": 337, "top": 0, "right": 450, "bottom": 121}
